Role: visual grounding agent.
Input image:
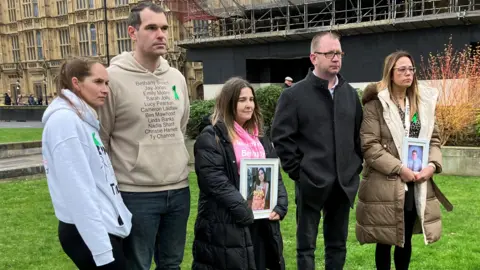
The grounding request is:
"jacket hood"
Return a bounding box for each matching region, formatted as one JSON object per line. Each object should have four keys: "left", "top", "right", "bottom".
{"left": 362, "top": 82, "right": 380, "bottom": 106}
{"left": 109, "top": 51, "right": 170, "bottom": 75}
{"left": 198, "top": 114, "right": 212, "bottom": 135}
{"left": 41, "top": 89, "right": 99, "bottom": 129}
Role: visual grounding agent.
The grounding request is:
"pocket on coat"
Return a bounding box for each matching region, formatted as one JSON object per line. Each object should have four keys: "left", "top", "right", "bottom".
{"left": 127, "top": 139, "right": 189, "bottom": 185}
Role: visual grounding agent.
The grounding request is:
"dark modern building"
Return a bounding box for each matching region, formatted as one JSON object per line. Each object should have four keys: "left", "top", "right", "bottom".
{"left": 175, "top": 0, "right": 480, "bottom": 99}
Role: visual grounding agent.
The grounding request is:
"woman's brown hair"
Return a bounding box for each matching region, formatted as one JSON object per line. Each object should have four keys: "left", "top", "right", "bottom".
{"left": 211, "top": 77, "right": 263, "bottom": 141}
{"left": 378, "top": 51, "right": 420, "bottom": 117}
{"left": 55, "top": 57, "right": 102, "bottom": 115}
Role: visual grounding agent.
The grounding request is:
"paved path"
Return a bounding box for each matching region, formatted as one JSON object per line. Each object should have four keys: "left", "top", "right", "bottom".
{"left": 0, "top": 154, "right": 42, "bottom": 170}
{"left": 0, "top": 121, "right": 44, "bottom": 128}
{"left": 0, "top": 153, "right": 194, "bottom": 181}
{"left": 0, "top": 154, "right": 44, "bottom": 180}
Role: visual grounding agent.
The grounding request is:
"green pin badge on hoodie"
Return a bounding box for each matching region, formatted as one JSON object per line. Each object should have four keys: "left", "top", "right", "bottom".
{"left": 92, "top": 132, "right": 101, "bottom": 146}
{"left": 172, "top": 85, "right": 180, "bottom": 100}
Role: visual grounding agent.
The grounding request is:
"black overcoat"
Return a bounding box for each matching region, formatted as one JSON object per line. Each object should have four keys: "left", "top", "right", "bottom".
{"left": 271, "top": 68, "right": 363, "bottom": 210}
{"left": 192, "top": 120, "right": 288, "bottom": 270}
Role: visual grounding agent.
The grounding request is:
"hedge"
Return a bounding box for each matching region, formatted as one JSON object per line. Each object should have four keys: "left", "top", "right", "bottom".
{"left": 186, "top": 85, "right": 284, "bottom": 139}
{"left": 186, "top": 99, "right": 215, "bottom": 139}
{"left": 185, "top": 86, "right": 478, "bottom": 146}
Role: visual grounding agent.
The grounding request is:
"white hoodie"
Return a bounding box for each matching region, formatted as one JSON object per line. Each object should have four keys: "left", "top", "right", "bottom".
{"left": 41, "top": 89, "right": 132, "bottom": 266}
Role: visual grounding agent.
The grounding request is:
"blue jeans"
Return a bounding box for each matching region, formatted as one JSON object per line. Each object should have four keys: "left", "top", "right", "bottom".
{"left": 121, "top": 186, "right": 190, "bottom": 270}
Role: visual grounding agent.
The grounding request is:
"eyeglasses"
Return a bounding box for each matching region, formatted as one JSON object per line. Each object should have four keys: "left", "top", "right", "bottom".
{"left": 393, "top": 66, "right": 416, "bottom": 74}
{"left": 314, "top": 51, "right": 345, "bottom": 59}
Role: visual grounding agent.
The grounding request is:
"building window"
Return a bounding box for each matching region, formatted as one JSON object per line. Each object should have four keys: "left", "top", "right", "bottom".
{"left": 34, "top": 83, "right": 43, "bottom": 99}
{"left": 77, "top": 0, "right": 94, "bottom": 10}
{"left": 90, "top": 24, "right": 97, "bottom": 56}
{"left": 116, "top": 21, "right": 132, "bottom": 53}
{"left": 59, "top": 29, "right": 71, "bottom": 58}
{"left": 33, "top": 0, "right": 39, "bottom": 17}
{"left": 193, "top": 20, "right": 209, "bottom": 38}
{"left": 23, "top": 0, "right": 32, "bottom": 18}
{"left": 115, "top": 0, "right": 129, "bottom": 6}
{"left": 8, "top": 0, "right": 17, "bottom": 22}
{"left": 26, "top": 31, "right": 36, "bottom": 60}
{"left": 57, "top": 0, "right": 68, "bottom": 15}
{"left": 24, "top": 31, "right": 43, "bottom": 60}
{"left": 36, "top": 31, "right": 43, "bottom": 60}
{"left": 78, "top": 24, "right": 97, "bottom": 56}
{"left": 11, "top": 36, "right": 21, "bottom": 62}
{"left": 22, "top": 0, "right": 38, "bottom": 18}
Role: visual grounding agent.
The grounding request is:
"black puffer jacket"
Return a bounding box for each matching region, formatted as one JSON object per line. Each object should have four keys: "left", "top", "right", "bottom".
{"left": 192, "top": 120, "right": 288, "bottom": 270}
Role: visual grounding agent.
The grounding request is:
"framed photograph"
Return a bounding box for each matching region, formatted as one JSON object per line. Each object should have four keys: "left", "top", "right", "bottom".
{"left": 402, "top": 137, "right": 429, "bottom": 173}
{"left": 239, "top": 158, "right": 280, "bottom": 219}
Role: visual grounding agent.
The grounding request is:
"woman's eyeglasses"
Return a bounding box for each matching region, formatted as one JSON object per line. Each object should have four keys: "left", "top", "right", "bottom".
{"left": 393, "top": 66, "right": 416, "bottom": 74}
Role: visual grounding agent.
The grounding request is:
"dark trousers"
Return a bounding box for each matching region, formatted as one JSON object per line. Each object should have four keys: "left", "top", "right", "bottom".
{"left": 295, "top": 182, "right": 352, "bottom": 270}
{"left": 375, "top": 203, "right": 418, "bottom": 270}
{"left": 250, "top": 219, "right": 282, "bottom": 270}
{"left": 58, "top": 221, "right": 126, "bottom": 270}
{"left": 121, "top": 187, "right": 190, "bottom": 270}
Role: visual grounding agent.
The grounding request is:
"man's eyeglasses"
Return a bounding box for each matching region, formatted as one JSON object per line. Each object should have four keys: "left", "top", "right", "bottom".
{"left": 313, "top": 51, "right": 345, "bottom": 59}
{"left": 393, "top": 66, "right": 416, "bottom": 74}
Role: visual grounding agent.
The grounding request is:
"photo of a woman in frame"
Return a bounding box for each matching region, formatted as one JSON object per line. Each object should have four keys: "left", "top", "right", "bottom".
{"left": 248, "top": 167, "right": 271, "bottom": 210}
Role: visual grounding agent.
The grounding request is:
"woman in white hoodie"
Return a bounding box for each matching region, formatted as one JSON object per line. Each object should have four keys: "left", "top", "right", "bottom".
{"left": 42, "top": 57, "right": 132, "bottom": 269}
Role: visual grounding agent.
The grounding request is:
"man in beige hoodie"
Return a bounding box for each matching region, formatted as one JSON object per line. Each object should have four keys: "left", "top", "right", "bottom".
{"left": 97, "top": 2, "right": 190, "bottom": 270}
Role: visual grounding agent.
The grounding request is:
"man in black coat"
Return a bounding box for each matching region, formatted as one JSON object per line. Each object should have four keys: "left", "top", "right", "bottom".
{"left": 271, "top": 32, "right": 363, "bottom": 270}
{"left": 4, "top": 93, "right": 12, "bottom": 105}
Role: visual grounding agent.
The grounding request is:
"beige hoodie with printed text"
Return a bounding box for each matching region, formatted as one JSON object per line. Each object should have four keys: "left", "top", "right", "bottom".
{"left": 98, "top": 52, "right": 190, "bottom": 192}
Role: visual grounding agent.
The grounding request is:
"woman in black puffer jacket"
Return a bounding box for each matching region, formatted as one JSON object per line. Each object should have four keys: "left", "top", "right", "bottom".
{"left": 192, "top": 77, "right": 288, "bottom": 270}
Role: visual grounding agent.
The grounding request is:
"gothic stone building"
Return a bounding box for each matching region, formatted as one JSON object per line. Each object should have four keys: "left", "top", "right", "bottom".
{"left": 0, "top": 0, "right": 205, "bottom": 104}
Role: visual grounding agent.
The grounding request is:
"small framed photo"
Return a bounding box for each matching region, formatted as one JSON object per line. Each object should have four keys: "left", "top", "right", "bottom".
{"left": 239, "top": 158, "right": 280, "bottom": 219}
{"left": 402, "top": 137, "right": 429, "bottom": 173}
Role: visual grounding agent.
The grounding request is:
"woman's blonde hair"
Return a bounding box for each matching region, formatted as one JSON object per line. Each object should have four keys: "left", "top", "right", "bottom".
{"left": 211, "top": 77, "right": 263, "bottom": 141}
{"left": 378, "top": 51, "right": 420, "bottom": 116}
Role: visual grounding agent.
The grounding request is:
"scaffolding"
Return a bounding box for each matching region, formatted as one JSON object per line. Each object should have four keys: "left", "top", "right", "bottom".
{"left": 161, "top": 0, "right": 480, "bottom": 46}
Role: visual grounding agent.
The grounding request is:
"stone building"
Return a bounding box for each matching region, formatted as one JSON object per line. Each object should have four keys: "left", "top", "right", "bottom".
{"left": 0, "top": 0, "right": 204, "bottom": 105}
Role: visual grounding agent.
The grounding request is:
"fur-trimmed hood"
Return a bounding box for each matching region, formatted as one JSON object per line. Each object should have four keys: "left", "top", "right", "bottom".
{"left": 361, "top": 82, "right": 380, "bottom": 106}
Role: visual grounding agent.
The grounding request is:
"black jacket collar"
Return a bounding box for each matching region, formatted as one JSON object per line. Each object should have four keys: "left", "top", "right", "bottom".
{"left": 305, "top": 67, "right": 346, "bottom": 91}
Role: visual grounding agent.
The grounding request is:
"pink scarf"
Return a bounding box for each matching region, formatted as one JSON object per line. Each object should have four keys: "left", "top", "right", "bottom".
{"left": 232, "top": 121, "right": 266, "bottom": 173}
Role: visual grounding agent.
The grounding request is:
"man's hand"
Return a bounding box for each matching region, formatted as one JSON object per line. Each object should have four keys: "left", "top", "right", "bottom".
{"left": 399, "top": 166, "right": 416, "bottom": 183}
{"left": 269, "top": 211, "right": 280, "bottom": 221}
{"left": 415, "top": 166, "right": 435, "bottom": 183}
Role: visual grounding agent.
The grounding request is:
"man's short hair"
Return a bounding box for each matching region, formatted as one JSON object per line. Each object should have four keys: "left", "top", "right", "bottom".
{"left": 128, "top": 1, "right": 165, "bottom": 29}
{"left": 412, "top": 150, "right": 417, "bottom": 154}
{"left": 310, "top": 31, "right": 341, "bottom": 53}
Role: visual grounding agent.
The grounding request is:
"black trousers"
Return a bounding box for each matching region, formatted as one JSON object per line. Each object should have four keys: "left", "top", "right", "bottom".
{"left": 295, "top": 181, "right": 352, "bottom": 270}
{"left": 375, "top": 202, "right": 418, "bottom": 270}
{"left": 250, "top": 219, "right": 283, "bottom": 270}
{"left": 58, "top": 221, "right": 126, "bottom": 270}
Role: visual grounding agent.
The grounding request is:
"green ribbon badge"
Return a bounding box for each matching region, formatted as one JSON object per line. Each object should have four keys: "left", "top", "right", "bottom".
{"left": 92, "top": 132, "right": 101, "bottom": 147}
{"left": 412, "top": 112, "right": 418, "bottom": 124}
{"left": 172, "top": 85, "right": 180, "bottom": 100}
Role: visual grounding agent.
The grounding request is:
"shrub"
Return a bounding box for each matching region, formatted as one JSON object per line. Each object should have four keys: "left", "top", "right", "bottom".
{"left": 185, "top": 84, "right": 284, "bottom": 140}
{"left": 476, "top": 112, "right": 480, "bottom": 137}
{"left": 255, "top": 85, "right": 284, "bottom": 137}
{"left": 186, "top": 99, "right": 215, "bottom": 139}
{"left": 420, "top": 36, "right": 480, "bottom": 146}
{"left": 356, "top": 88, "right": 364, "bottom": 107}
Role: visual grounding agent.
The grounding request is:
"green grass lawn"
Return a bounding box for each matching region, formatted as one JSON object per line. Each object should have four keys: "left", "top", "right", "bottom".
{"left": 0, "top": 128, "right": 43, "bottom": 143}
{"left": 0, "top": 173, "right": 478, "bottom": 269}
